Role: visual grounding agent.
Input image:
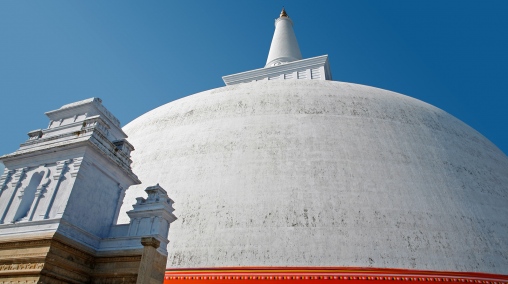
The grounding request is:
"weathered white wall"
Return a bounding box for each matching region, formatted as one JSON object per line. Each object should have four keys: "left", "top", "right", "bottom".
{"left": 64, "top": 151, "right": 128, "bottom": 239}
{"left": 121, "top": 80, "right": 508, "bottom": 274}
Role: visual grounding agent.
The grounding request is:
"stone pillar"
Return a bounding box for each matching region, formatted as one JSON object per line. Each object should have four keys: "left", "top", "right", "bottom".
{"left": 136, "top": 237, "right": 165, "bottom": 284}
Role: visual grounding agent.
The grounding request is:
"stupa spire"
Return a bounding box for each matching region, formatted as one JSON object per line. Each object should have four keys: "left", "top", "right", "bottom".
{"left": 222, "top": 8, "right": 331, "bottom": 85}
{"left": 265, "top": 8, "right": 302, "bottom": 67}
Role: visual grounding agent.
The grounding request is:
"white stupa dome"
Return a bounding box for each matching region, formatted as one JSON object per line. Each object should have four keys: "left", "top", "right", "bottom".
{"left": 121, "top": 79, "right": 508, "bottom": 274}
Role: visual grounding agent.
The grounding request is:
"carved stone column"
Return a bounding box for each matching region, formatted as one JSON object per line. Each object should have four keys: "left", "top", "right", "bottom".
{"left": 136, "top": 237, "right": 165, "bottom": 284}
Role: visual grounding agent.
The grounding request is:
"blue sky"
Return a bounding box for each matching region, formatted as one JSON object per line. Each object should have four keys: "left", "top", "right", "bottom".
{"left": 1, "top": 1, "right": 507, "bottom": 174}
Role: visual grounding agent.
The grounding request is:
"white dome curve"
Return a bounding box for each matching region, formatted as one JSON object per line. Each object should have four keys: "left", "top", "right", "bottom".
{"left": 119, "top": 80, "right": 508, "bottom": 273}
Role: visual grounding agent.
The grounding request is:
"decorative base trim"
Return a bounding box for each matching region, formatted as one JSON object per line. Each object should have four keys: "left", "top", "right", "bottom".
{"left": 164, "top": 267, "right": 508, "bottom": 283}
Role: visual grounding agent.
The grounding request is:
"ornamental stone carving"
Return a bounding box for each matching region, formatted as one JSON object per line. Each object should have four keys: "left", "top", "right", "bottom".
{"left": 0, "top": 98, "right": 175, "bottom": 283}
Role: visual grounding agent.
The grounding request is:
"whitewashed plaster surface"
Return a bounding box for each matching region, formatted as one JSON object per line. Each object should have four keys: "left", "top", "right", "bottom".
{"left": 120, "top": 80, "right": 508, "bottom": 273}
{"left": 0, "top": 98, "right": 138, "bottom": 243}
{"left": 0, "top": 98, "right": 175, "bottom": 255}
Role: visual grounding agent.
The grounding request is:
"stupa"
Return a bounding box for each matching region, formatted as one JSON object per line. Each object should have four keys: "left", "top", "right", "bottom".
{"left": 120, "top": 8, "right": 508, "bottom": 283}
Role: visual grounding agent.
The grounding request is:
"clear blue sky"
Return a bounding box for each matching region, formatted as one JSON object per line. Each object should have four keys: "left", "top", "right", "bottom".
{"left": 1, "top": 1, "right": 507, "bottom": 174}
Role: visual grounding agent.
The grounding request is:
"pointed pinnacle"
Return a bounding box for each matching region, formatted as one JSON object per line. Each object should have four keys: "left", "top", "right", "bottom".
{"left": 280, "top": 7, "right": 288, "bottom": 18}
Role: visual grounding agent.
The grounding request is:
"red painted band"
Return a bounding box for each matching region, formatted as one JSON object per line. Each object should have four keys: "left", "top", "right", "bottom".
{"left": 165, "top": 267, "right": 508, "bottom": 284}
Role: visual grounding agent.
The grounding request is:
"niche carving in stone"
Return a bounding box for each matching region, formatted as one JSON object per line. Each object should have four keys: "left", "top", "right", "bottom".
{"left": 14, "top": 171, "right": 44, "bottom": 222}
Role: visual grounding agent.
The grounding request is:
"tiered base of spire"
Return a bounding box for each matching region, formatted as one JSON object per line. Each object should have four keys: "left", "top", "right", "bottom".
{"left": 223, "top": 55, "right": 332, "bottom": 85}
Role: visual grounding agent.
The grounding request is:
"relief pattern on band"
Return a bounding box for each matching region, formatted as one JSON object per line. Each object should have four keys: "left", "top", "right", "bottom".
{"left": 0, "top": 262, "right": 44, "bottom": 271}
